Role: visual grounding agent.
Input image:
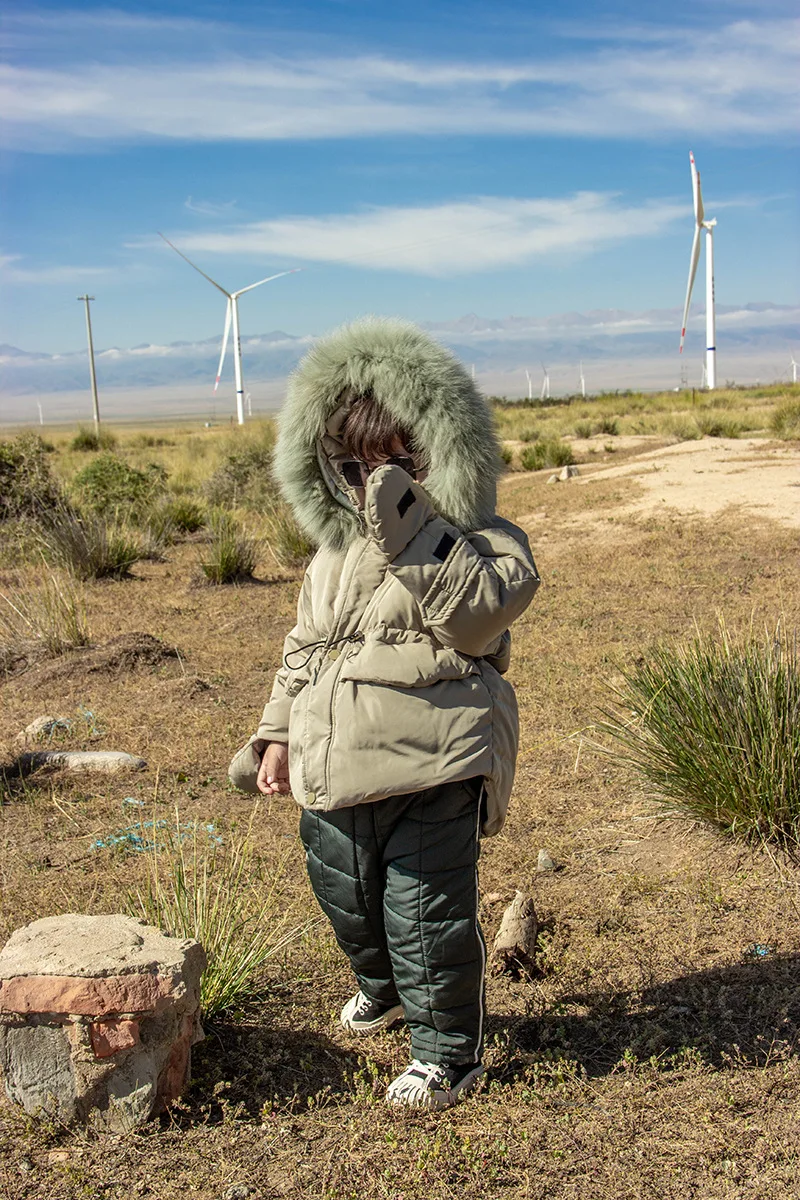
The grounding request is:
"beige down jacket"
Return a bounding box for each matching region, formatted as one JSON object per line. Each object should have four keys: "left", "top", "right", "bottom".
{"left": 235, "top": 317, "right": 540, "bottom": 836}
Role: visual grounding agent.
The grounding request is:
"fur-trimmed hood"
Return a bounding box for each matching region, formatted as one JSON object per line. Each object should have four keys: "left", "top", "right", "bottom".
{"left": 273, "top": 317, "right": 501, "bottom": 550}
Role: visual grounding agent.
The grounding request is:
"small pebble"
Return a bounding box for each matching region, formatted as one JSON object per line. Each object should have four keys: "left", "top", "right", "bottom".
{"left": 537, "top": 849, "right": 555, "bottom": 872}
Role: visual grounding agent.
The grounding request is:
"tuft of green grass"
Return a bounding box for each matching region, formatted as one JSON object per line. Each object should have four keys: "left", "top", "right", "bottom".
{"left": 573, "top": 420, "right": 593, "bottom": 439}
{"left": 694, "top": 414, "right": 743, "bottom": 438}
{"left": 262, "top": 500, "right": 314, "bottom": 569}
{"left": 126, "top": 806, "right": 311, "bottom": 1019}
{"left": 0, "top": 572, "right": 90, "bottom": 673}
{"left": 200, "top": 509, "right": 259, "bottom": 583}
{"left": 770, "top": 401, "right": 800, "bottom": 440}
{"left": 599, "top": 621, "right": 800, "bottom": 855}
{"left": 70, "top": 426, "right": 118, "bottom": 452}
{"left": 520, "top": 438, "right": 575, "bottom": 471}
{"left": 39, "top": 503, "right": 142, "bottom": 580}
{"left": 596, "top": 416, "right": 619, "bottom": 436}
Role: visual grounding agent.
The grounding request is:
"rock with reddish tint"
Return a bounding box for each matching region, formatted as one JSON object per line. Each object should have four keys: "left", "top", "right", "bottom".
{"left": 0, "top": 914, "right": 205, "bottom": 1131}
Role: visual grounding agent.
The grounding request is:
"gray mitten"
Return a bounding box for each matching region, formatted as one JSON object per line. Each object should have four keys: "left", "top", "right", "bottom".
{"left": 364, "top": 464, "right": 435, "bottom": 561}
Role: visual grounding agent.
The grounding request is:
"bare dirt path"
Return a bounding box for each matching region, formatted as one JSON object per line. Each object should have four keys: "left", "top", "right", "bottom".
{"left": 576, "top": 436, "right": 800, "bottom": 529}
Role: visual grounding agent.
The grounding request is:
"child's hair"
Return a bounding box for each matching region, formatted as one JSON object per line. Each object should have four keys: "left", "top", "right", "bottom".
{"left": 340, "top": 389, "right": 417, "bottom": 462}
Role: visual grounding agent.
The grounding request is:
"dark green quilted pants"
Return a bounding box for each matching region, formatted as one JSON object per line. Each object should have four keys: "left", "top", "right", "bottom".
{"left": 299, "top": 777, "right": 486, "bottom": 1066}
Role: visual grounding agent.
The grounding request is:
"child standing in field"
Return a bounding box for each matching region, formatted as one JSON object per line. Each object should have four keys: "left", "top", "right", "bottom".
{"left": 233, "top": 317, "right": 539, "bottom": 1109}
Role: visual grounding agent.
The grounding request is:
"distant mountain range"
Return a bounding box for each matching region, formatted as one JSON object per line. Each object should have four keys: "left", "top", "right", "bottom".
{"left": 1, "top": 303, "right": 797, "bottom": 420}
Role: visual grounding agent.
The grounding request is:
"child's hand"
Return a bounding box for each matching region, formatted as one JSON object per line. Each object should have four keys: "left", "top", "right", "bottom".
{"left": 257, "top": 741, "right": 291, "bottom": 795}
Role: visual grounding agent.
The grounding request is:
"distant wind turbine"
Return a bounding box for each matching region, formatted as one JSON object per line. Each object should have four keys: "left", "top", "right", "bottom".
{"left": 540, "top": 364, "right": 550, "bottom": 402}
{"left": 525, "top": 369, "right": 532, "bottom": 401}
{"left": 679, "top": 151, "right": 717, "bottom": 390}
{"left": 579, "top": 361, "right": 586, "bottom": 398}
{"left": 791, "top": 353, "right": 798, "bottom": 385}
{"left": 159, "top": 233, "right": 300, "bottom": 425}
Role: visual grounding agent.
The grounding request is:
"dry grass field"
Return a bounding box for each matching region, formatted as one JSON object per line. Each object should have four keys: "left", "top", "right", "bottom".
{"left": 1, "top": 385, "right": 800, "bottom": 1199}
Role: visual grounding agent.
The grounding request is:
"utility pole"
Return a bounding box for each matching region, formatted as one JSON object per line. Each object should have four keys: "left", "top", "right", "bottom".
{"left": 77, "top": 295, "right": 101, "bottom": 432}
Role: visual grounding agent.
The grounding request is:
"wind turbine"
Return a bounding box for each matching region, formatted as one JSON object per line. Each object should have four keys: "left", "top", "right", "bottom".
{"left": 679, "top": 151, "right": 717, "bottom": 390}
{"left": 791, "top": 353, "right": 798, "bottom": 385}
{"left": 579, "top": 361, "right": 586, "bottom": 398}
{"left": 525, "top": 369, "right": 533, "bottom": 401}
{"left": 159, "top": 233, "right": 300, "bottom": 425}
{"left": 540, "top": 364, "right": 550, "bottom": 401}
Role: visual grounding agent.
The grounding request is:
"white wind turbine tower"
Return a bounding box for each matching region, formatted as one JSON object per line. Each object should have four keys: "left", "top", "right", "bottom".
{"left": 791, "top": 353, "right": 798, "bottom": 384}
{"left": 540, "top": 363, "right": 550, "bottom": 401}
{"left": 679, "top": 151, "right": 717, "bottom": 390}
{"left": 579, "top": 361, "right": 586, "bottom": 398}
{"left": 160, "top": 234, "right": 299, "bottom": 425}
{"left": 525, "top": 369, "right": 532, "bottom": 400}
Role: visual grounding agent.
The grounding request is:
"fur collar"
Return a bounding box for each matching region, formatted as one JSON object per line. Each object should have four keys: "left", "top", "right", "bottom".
{"left": 273, "top": 317, "right": 501, "bottom": 550}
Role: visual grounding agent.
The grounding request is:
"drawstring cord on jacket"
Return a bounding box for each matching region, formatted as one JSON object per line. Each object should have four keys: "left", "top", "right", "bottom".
{"left": 283, "top": 630, "right": 364, "bottom": 672}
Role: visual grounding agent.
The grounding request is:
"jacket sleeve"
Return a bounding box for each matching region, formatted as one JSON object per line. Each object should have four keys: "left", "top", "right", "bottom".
{"left": 255, "top": 566, "right": 319, "bottom": 744}
{"left": 364, "top": 464, "right": 540, "bottom": 658}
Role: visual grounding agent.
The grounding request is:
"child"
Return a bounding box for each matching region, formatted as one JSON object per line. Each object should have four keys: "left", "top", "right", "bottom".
{"left": 235, "top": 317, "right": 539, "bottom": 1109}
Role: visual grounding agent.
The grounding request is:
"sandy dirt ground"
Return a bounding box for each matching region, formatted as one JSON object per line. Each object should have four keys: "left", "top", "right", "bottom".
{"left": 576, "top": 437, "right": 800, "bottom": 529}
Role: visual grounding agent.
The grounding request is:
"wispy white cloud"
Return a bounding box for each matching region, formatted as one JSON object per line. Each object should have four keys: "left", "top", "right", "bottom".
{"left": 184, "top": 196, "right": 238, "bottom": 218}
{"left": 0, "top": 253, "right": 112, "bottom": 284}
{"left": 157, "top": 193, "right": 687, "bottom": 276}
{"left": 1, "top": 17, "right": 797, "bottom": 149}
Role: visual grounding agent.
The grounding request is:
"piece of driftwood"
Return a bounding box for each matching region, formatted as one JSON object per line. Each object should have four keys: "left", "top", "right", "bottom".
{"left": 490, "top": 890, "right": 538, "bottom": 977}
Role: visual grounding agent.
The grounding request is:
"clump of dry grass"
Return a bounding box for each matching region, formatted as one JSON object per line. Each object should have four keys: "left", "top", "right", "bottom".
{"left": 771, "top": 401, "right": 800, "bottom": 440}
{"left": 600, "top": 620, "right": 800, "bottom": 855}
{"left": 39, "top": 503, "right": 143, "bottom": 580}
{"left": 126, "top": 805, "right": 311, "bottom": 1018}
{"left": 0, "top": 572, "right": 90, "bottom": 674}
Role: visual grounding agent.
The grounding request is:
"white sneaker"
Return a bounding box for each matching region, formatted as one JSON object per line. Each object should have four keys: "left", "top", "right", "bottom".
{"left": 386, "top": 1059, "right": 485, "bottom": 1109}
{"left": 340, "top": 991, "right": 405, "bottom": 1034}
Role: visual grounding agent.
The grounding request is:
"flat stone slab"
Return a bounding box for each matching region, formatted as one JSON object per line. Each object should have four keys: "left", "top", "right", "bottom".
{"left": 16, "top": 750, "right": 147, "bottom": 774}
{"left": 0, "top": 915, "right": 205, "bottom": 1131}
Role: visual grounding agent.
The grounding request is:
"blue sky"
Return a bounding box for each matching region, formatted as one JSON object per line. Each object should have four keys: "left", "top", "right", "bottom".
{"left": 1, "top": 0, "right": 798, "bottom": 364}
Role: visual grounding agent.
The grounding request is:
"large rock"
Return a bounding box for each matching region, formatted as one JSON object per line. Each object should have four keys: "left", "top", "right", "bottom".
{"left": 0, "top": 914, "right": 205, "bottom": 1131}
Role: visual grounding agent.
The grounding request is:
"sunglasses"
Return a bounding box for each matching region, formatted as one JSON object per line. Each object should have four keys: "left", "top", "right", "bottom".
{"left": 339, "top": 455, "right": 417, "bottom": 488}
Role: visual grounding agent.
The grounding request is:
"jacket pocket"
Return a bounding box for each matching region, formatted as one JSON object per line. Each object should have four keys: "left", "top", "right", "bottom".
{"left": 339, "top": 627, "right": 477, "bottom": 688}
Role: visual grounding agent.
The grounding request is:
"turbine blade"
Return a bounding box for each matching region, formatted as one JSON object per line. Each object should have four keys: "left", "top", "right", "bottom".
{"left": 234, "top": 267, "right": 302, "bottom": 297}
{"left": 679, "top": 224, "right": 702, "bottom": 354}
{"left": 689, "top": 152, "right": 704, "bottom": 226}
{"left": 214, "top": 300, "right": 232, "bottom": 392}
{"left": 158, "top": 232, "right": 230, "bottom": 297}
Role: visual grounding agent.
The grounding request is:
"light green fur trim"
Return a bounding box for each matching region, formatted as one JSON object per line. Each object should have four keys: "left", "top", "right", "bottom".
{"left": 273, "top": 317, "right": 501, "bottom": 550}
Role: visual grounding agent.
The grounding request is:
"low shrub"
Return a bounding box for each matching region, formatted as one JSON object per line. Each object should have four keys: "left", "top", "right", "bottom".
{"left": 200, "top": 509, "right": 259, "bottom": 583}
{"left": 499, "top": 445, "right": 513, "bottom": 466}
{"left": 520, "top": 438, "right": 575, "bottom": 471}
{"left": 262, "top": 500, "right": 314, "bottom": 569}
{"left": 72, "top": 453, "right": 167, "bottom": 519}
{"left": 202, "top": 426, "right": 278, "bottom": 510}
{"left": 0, "top": 572, "right": 90, "bottom": 673}
{"left": 599, "top": 622, "right": 800, "bottom": 855}
{"left": 70, "top": 426, "right": 117, "bottom": 452}
{"left": 127, "top": 806, "right": 311, "bottom": 1018}
{"left": 573, "top": 420, "right": 593, "bottom": 439}
{"left": 39, "top": 504, "right": 142, "bottom": 580}
{"left": 0, "top": 433, "right": 62, "bottom": 521}
{"left": 771, "top": 401, "right": 800, "bottom": 440}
